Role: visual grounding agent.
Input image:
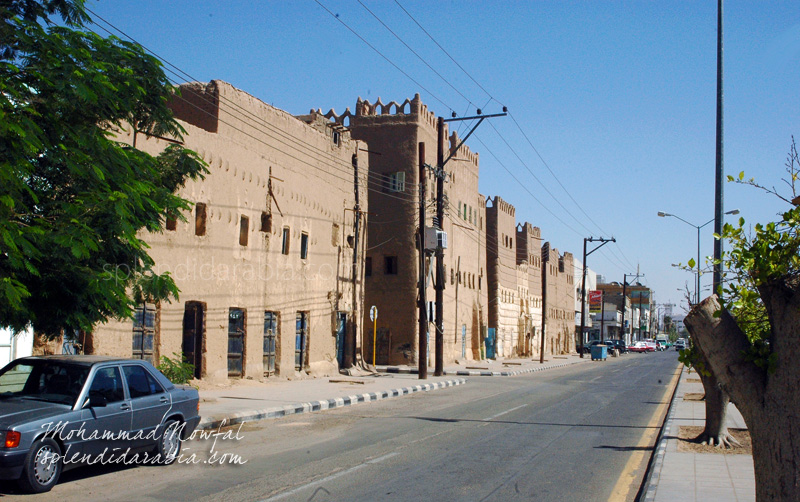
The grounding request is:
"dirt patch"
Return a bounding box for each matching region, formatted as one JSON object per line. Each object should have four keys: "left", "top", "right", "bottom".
{"left": 676, "top": 426, "right": 752, "bottom": 454}
{"left": 686, "top": 378, "right": 702, "bottom": 383}
{"left": 683, "top": 392, "right": 705, "bottom": 401}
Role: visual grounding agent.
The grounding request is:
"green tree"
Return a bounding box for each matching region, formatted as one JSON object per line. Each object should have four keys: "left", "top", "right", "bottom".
{"left": 685, "top": 138, "right": 800, "bottom": 501}
{"left": 0, "top": 0, "right": 206, "bottom": 336}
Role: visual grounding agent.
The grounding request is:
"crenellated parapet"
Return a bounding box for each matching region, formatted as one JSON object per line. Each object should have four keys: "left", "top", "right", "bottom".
{"left": 488, "top": 196, "right": 516, "bottom": 218}
{"left": 449, "top": 130, "right": 479, "bottom": 167}
{"left": 516, "top": 222, "right": 541, "bottom": 238}
{"left": 315, "top": 93, "right": 439, "bottom": 129}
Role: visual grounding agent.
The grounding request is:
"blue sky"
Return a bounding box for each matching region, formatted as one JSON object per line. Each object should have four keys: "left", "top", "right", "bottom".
{"left": 86, "top": 0, "right": 800, "bottom": 315}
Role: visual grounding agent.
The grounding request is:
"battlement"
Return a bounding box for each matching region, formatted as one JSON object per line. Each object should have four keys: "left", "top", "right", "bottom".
{"left": 516, "top": 222, "right": 541, "bottom": 238}
{"left": 315, "top": 93, "right": 438, "bottom": 130}
{"left": 449, "top": 130, "right": 479, "bottom": 167}
{"left": 487, "top": 196, "right": 516, "bottom": 217}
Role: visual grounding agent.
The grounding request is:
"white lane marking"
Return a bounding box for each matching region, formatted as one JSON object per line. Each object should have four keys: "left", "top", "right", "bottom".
{"left": 259, "top": 452, "right": 400, "bottom": 502}
{"left": 484, "top": 403, "right": 528, "bottom": 421}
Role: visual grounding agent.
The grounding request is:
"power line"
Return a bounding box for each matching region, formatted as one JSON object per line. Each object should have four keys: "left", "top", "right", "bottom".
{"left": 393, "top": 0, "right": 495, "bottom": 103}
{"left": 356, "top": 0, "right": 475, "bottom": 110}
{"left": 312, "top": 0, "right": 453, "bottom": 114}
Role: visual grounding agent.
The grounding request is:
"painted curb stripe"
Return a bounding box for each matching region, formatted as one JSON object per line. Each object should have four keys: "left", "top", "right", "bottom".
{"left": 640, "top": 365, "right": 685, "bottom": 502}
{"left": 198, "top": 378, "right": 467, "bottom": 430}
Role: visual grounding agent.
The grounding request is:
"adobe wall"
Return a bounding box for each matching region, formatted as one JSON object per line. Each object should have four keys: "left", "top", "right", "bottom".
{"left": 91, "top": 80, "right": 367, "bottom": 383}
{"left": 543, "top": 247, "right": 575, "bottom": 355}
{"left": 516, "top": 223, "right": 543, "bottom": 357}
{"left": 486, "top": 196, "right": 521, "bottom": 357}
{"left": 325, "top": 95, "right": 487, "bottom": 365}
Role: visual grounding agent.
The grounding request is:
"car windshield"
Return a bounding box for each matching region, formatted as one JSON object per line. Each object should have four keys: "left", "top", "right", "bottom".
{"left": 0, "top": 360, "right": 90, "bottom": 406}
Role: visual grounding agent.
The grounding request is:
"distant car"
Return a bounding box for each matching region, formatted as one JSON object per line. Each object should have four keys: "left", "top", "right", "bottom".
{"left": 628, "top": 342, "right": 649, "bottom": 353}
{"left": 609, "top": 340, "right": 628, "bottom": 354}
{"left": 0, "top": 356, "right": 201, "bottom": 493}
{"left": 580, "top": 340, "right": 614, "bottom": 355}
{"left": 656, "top": 340, "right": 667, "bottom": 351}
{"left": 675, "top": 340, "right": 687, "bottom": 351}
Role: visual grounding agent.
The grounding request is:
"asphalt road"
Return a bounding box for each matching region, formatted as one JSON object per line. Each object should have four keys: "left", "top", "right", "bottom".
{"left": 3, "top": 352, "right": 681, "bottom": 502}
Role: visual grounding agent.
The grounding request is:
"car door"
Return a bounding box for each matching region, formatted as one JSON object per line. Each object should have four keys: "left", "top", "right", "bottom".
{"left": 122, "top": 364, "right": 172, "bottom": 449}
{"left": 79, "top": 365, "right": 131, "bottom": 460}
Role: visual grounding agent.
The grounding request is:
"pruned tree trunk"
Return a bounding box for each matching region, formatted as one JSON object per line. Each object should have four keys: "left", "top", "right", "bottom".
{"left": 685, "top": 294, "right": 800, "bottom": 501}
{"left": 694, "top": 353, "right": 739, "bottom": 448}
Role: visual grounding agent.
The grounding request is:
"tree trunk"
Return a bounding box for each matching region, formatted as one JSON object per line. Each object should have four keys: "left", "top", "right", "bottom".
{"left": 694, "top": 355, "right": 738, "bottom": 447}
{"left": 685, "top": 294, "right": 800, "bottom": 501}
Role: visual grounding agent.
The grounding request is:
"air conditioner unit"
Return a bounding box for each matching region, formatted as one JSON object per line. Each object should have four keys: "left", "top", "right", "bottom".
{"left": 424, "top": 227, "right": 448, "bottom": 250}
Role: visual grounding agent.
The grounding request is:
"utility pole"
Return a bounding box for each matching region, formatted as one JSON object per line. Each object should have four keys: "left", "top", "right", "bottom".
{"left": 345, "top": 153, "right": 360, "bottom": 368}
{"left": 578, "top": 236, "right": 615, "bottom": 358}
{"left": 540, "top": 242, "right": 550, "bottom": 363}
{"left": 432, "top": 109, "right": 506, "bottom": 375}
{"left": 434, "top": 117, "right": 445, "bottom": 376}
{"left": 619, "top": 270, "right": 643, "bottom": 344}
{"left": 418, "top": 142, "right": 428, "bottom": 380}
{"left": 713, "top": 0, "right": 725, "bottom": 295}
{"left": 599, "top": 294, "right": 606, "bottom": 342}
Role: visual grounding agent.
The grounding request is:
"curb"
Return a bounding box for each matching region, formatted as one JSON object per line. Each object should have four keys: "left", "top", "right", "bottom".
{"left": 640, "top": 364, "right": 685, "bottom": 502}
{"left": 378, "top": 360, "right": 582, "bottom": 377}
{"left": 197, "top": 377, "right": 467, "bottom": 430}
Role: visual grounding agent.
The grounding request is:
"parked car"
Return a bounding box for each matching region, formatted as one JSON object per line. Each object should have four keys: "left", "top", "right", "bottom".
{"left": 609, "top": 340, "right": 628, "bottom": 354}
{"left": 674, "top": 339, "right": 687, "bottom": 351}
{"left": 628, "top": 342, "right": 650, "bottom": 353}
{"left": 580, "top": 340, "right": 614, "bottom": 355}
{"left": 0, "top": 355, "right": 201, "bottom": 493}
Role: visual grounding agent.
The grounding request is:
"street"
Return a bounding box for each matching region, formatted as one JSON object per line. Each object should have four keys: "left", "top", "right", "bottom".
{"left": 2, "top": 353, "right": 681, "bottom": 502}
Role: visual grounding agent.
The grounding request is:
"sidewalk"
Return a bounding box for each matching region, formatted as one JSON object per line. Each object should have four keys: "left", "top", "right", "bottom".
{"left": 197, "top": 354, "right": 589, "bottom": 430}
{"left": 377, "top": 353, "right": 585, "bottom": 376}
{"left": 643, "top": 366, "right": 756, "bottom": 502}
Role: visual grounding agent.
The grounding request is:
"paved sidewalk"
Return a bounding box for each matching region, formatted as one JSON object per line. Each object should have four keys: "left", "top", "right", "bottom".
{"left": 378, "top": 353, "right": 589, "bottom": 376}
{"left": 198, "top": 353, "right": 590, "bottom": 430}
{"left": 643, "top": 366, "right": 756, "bottom": 502}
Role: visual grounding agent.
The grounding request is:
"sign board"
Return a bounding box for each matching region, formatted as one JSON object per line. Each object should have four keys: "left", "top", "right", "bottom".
{"left": 589, "top": 290, "right": 603, "bottom": 313}
{"left": 369, "top": 305, "right": 378, "bottom": 322}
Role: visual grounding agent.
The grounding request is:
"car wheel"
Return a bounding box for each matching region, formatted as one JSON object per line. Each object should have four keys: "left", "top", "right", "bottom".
{"left": 155, "top": 419, "right": 182, "bottom": 465}
{"left": 18, "top": 438, "right": 62, "bottom": 493}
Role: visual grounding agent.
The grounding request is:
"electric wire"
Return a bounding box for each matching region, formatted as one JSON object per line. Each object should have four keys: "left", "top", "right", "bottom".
{"left": 312, "top": 0, "right": 453, "bottom": 115}
{"left": 85, "top": 7, "right": 423, "bottom": 199}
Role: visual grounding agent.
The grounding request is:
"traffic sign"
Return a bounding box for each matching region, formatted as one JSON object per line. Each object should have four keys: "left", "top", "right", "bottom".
{"left": 370, "top": 305, "right": 378, "bottom": 322}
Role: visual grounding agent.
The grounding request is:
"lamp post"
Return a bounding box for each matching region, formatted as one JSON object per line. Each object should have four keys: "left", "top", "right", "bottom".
{"left": 657, "top": 209, "right": 739, "bottom": 303}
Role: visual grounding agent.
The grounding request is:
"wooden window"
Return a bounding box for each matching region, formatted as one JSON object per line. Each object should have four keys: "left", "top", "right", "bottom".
{"left": 281, "top": 227, "right": 290, "bottom": 255}
{"left": 239, "top": 215, "right": 249, "bottom": 246}
{"left": 132, "top": 303, "right": 157, "bottom": 365}
{"left": 263, "top": 311, "right": 277, "bottom": 377}
{"left": 365, "top": 257, "right": 372, "bottom": 277}
{"left": 227, "top": 308, "right": 246, "bottom": 378}
{"left": 388, "top": 172, "right": 405, "bottom": 192}
{"left": 166, "top": 215, "right": 177, "bottom": 231}
{"left": 384, "top": 256, "right": 398, "bottom": 275}
{"left": 260, "top": 212, "right": 272, "bottom": 233}
{"left": 300, "top": 232, "right": 309, "bottom": 260}
{"left": 195, "top": 203, "right": 207, "bottom": 236}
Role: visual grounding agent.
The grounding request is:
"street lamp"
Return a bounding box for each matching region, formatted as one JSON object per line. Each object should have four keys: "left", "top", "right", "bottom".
{"left": 658, "top": 209, "right": 739, "bottom": 304}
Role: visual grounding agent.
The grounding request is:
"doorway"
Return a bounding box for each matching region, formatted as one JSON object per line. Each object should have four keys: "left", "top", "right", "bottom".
{"left": 182, "top": 302, "right": 205, "bottom": 379}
